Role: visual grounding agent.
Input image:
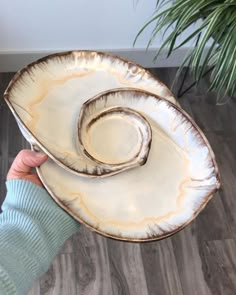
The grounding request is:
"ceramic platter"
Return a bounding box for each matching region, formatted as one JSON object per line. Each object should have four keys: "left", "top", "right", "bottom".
{"left": 4, "top": 51, "right": 220, "bottom": 241}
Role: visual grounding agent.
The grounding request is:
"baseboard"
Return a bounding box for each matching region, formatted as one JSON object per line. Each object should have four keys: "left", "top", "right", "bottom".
{"left": 0, "top": 48, "right": 191, "bottom": 72}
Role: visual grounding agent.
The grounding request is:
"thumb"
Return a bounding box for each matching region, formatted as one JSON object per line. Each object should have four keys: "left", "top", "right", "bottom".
{"left": 7, "top": 150, "right": 48, "bottom": 180}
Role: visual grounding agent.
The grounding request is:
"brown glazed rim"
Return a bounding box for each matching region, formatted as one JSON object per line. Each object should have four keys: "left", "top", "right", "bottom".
{"left": 4, "top": 50, "right": 176, "bottom": 103}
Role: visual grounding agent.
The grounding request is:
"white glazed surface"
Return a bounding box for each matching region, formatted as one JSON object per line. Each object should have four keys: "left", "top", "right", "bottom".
{"left": 4, "top": 51, "right": 220, "bottom": 241}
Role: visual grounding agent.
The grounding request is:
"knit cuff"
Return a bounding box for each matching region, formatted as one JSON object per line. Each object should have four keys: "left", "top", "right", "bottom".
{"left": 3, "top": 179, "right": 80, "bottom": 243}
{"left": 0, "top": 179, "right": 80, "bottom": 294}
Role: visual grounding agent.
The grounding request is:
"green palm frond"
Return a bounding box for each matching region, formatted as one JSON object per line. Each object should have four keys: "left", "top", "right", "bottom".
{"left": 134, "top": 0, "right": 236, "bottom": 100}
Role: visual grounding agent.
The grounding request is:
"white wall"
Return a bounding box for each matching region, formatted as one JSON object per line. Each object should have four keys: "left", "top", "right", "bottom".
{"left": 0, "top": 0, "right": 158, "bottom": 51}
{"left": 0, "top": 0, "right": 192, "bottom": 71}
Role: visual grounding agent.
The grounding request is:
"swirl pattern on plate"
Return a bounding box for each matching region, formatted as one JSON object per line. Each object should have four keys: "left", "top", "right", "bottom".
{"left": 78, "top": 103, "right": 152, "bottom": 176}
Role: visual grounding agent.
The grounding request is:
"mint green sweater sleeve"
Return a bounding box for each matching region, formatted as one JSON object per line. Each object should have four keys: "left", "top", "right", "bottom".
{"left": 0, "top": 179, "right": 80, "bottom": 295}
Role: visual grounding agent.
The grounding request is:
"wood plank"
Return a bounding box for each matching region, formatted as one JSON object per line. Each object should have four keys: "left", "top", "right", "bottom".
{"left": 72, "top": 227, "right": 112, "bottom": 295}
{"left": 198, "top": 239, "right": 236, "bottom": 295}
{"left": 39, "top": 253, "right": 77, "bottom": 295}
{"left": 171, "top": 226, "right": 212, "bottom": 295}
{"left": 107, "top": 239, "right": 149, "bottom": 295}
{"left": 141, "top": 238, "right": 184, "bottom": 295}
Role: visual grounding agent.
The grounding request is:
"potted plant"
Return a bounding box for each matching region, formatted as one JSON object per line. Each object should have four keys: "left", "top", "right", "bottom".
{"left": 134, "top": 0, "right": 236, "bottom": 101}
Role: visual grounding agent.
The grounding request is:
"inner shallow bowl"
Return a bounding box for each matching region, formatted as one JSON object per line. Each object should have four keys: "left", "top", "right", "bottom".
{"left": 83, "top": 109, "right": 145, "bottom": 165}
{"left": 78, "top": 106, "right": 151, "bottom": 172}
{"left": 78, "top": 88, "right": 153, "bottom": 176}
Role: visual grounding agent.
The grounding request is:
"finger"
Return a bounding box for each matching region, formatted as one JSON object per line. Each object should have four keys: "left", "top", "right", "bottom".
{"left": 7, "top": 150, "right": 48, "bottom": 180}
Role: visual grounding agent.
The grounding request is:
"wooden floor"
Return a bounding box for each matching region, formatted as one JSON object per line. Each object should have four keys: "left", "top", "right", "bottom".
{"left": 1, "top": 68, "right": 236, "bottom": 295}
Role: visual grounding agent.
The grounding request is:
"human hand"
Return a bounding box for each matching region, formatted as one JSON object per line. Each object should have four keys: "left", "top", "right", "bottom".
{"left": 7, "top": 150, "right": 48, "bottom": 187}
